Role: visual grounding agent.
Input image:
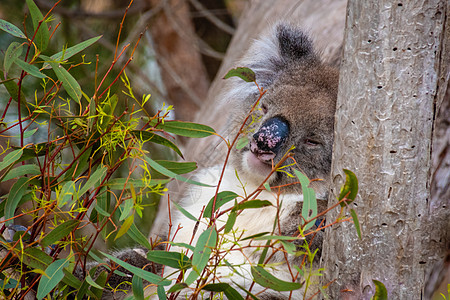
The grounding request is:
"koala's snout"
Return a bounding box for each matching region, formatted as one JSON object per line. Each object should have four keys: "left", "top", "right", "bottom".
{"left": 251, "top": 117, "right": 289, "bottom": 162}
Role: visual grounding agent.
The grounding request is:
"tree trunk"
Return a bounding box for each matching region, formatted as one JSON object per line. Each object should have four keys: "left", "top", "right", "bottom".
{"left": 321, "top": 1, "right": 450, "bottom": 299}
{"left": 149, "top": 0, "right": 210, "bottom": 122}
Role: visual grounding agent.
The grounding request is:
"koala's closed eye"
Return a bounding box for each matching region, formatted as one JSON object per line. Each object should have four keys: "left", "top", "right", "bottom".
{"left": 305, "top": 138, "right": 321, "bottom": 146}
{"left": 261, "top": 103, "right": 268, "bottom": 114}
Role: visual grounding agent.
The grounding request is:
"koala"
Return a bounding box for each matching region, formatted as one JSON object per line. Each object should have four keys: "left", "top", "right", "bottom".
{"left": 97, "top": 23, "right": 338, "bottom": 299}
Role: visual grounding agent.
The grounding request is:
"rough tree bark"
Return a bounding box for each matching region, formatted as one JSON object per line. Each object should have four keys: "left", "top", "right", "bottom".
{"left": 321, "top": 1, "right": 450, "bottom": 299}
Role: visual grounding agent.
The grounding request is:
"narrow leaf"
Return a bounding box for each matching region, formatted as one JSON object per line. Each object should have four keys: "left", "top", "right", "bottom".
{"left": 339, "top": 169, "right": 358, "bottom": 206}
{"left": 85, "top": 275, "right": 103, "bottom": 289}
{"left": 233, "top": 200, "right": 272, "bottom": 211}
{"left": 149, "top": 120, "right": 216, "bottom": 138}
{"left": 253, "top": 235, "right": 302, "bottom": 241}
{"left": 350, "top": 208, "right": 362, "bottom": 240}
{"left": 132, "top": 275, "right": 145, "bottom": 300}
{"left": 147, "top": 250, "right": 192, "bottom": 270}
{"left": 251, "top": 265, "right": 302, "bottom": 291}
{"left": 153, "top": 160, "right": 197, "bottom": 175}
{"left": 223, "top": 67, "right": 256, "bottom": 82}
{"left": 57, "top": 180, "right": 76, "bottom": 207}
{"left": 224, "top": 211, "right": 237, "bottom": 234}
{"left": 202, "top": 283, "right": 244, "bottom": 300}
{"left": 26, "top": 0, "right": 49, "bottom": 51}
{"left": 41, "top": 219, "right": 80, "bottom": 248}
{"left": 185, "top": 226, "right": 217, "bottom": 285}
{"left": 127, "top": 223, "right": 152, "bottom": 249}
{"left": 14, "top": 58, "right": 46, "bottom": 78}
{"left": 132, "top": 131, "right": 183, "bottom": 158}
{"left": 78, "top": 165, "right": 107, "bottom": 196}
{"left": 0, "top": 148, "right": 23, "bottom": 172}
{"left": 44, "top": 35, "right": 102, "bottom": 68}
{"left": 5, "top": 177, "right": 30, "bottom": 225}
{"left": 172, "top": 201, "right": 198, "bottom": 222}
{"left": 101, "top": 252, "right": 171, "bottom": 286}
{"left": 47, "top": 60, "right": 82, "bottom": 104}
{"left": 115, "top": 214, "right": 134, "bottom": 240}
{"left": 294, "top": 170, "right": 317, "bottom": 231}
{"left": 236, "top": 136, "right": 249, "bottom": 150}
{"left": 167, "top": 282, "right": 188, "bottom": 294}
{"left": 21, "top": 247, "right": 52, "bottom": 270}
{"left": 372, "top": 280, "right": 388, "bottom": 300}
{"left": 36, "top": 258, "right": 70, "bottom": 300}
{"left": 1, "top": 164, "right": 40, "bottom": 182}
{"left": 0, "top": 19, "right": 26, "bottom": 38}
{"left": 145, "top": 156, "right": 212, "bottom": 187}
{"left": 157, "top": 285, "right": 166, "bottom": 300}
{"left": 203, "top": 191, "right": 238, "bottom": 218}
{"left": 4, "top": 42, "right": 23, "bottom": 73}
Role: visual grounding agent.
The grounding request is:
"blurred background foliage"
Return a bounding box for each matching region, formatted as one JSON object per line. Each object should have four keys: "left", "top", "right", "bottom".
{"left": 0, "top": 0, "right": 245, "bottom": 249}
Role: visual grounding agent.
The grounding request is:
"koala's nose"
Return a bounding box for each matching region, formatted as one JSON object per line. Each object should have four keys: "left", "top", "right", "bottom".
{"left": 252, "top": 117, "right": 289, "bottom": 154}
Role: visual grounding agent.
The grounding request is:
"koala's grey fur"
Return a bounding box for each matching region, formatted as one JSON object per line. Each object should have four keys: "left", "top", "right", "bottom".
{"left": 91, "top": 23, "right": 339, "bottom": 299}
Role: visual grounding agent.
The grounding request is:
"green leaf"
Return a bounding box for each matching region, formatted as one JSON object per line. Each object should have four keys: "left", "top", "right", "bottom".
{"left": 106, "top": 178, "right": 169, "bottom": 190}
{"left": 233, "top": 200, "right": 272, "bottom": 211}
{"left": 14, "top": 59, "right": 46, "bottom": 78}
{"left": 280, "top": 240, "right": 297, "bottom": 255}
{"left": 203, "top": 191, "right": 239, "bottom": 219}
{"left": 5, "top": 177, "right": 30, "bottom": 225}
{"left": 202, "top": 283, "right": 244, "bottom": 300}
{"left": 36, "top": 258, "right": 70, "bottom": 300}
{"left": 26, "top": 0, "right": 49, "bottom": 52}
{"left": 251, "top": 265, "right": 302, "bottom": 292}
{"left": 145, "top": 156, "right": 212, "bottom": 187}
{"left": 44, "top": 35, "right": 102, "bottom": 68}
{"left": 0, "top": 19, "right": 26, "bottom": 38}
{"left": 115, "top": 214, "right": 134, "bottom": 240}
{"left": 224, "top": 211, "right": 237, "bottom": 234}
{"left": 57, "top": 180, "right": 76, "bottom": 207}
{"left": 350, "top": 208, "right": 362, "bottom": 240}
{"left": 85, "top": 274, "right": 104, "bottom": 290}
{"left": 4, "top": 42, "right": 23, "bottom": 73}
{"left": 91, "top": 271, "right": 107, "bottom": 299}
{"left": 150, "top": 120, "right": 216, "bottom": 138}
{"left": 167, "top": 282, "right": 188, "bottom": 294}
{"left": 147, "top": 250, "right": 192, "bottom": 270}
{"left": 132, "top": 275, "right": 145, "bottom": 300}
{"left": 127, "top": 223, "right": 152, "bottom": 249}
{"left": 47, "top": 59, "right": 82, "bottom": 104}
{"left": 78, "top": 165, "right": 107, "bottom": 196}
{"left": 41, "top": 219, "right": 80, "bottom": 248}
{"left": 294, "top": 170, "right": 317, "bottom": 231}
{"left": 253, "top": 235, "right": 302, "bottom": 241}
{"left": 157, "top": 285, "right": 166, "bottom": 300}
{"left": 0, "top": 148, "right": 23, "bottom": 173}
{"left": 119, "top": 198, "right": 133, "bottom": 221}
{"left": 372, "top": 280, "right": 388, "bottom": 300}
{"left": 132, "top": 131, "right": 183, "bottom": 158}
{"left": 2, "top": 76, "right": 26, "bottom": 105}
{"left": 338, "top": 169, "right": 358, "bottom": 206}
{"left": 62, "top": 269, "right": 82, "bottom": 289}
{"left": 172, "top": 201, "right": 198, "bottom": 222}
{"left": 185, "top": 226, "right": 217, "bottom": 285}
{"left": 167, "top": 242, "right": 195, "bottom": 252}
{"left": 1, "top": 164, "right": 40, "bottom": 182}
{"left": 101, "top": 252, "right": 171, "bottom": 286}
{"left": 223, "top": 67, "right": 256, "bottom": 82}
{"left": 21, "top": 247, "right": 52, "bottom": 270}
{"left": 98, "top": 94, "right": 118, "bottom": 131}
{"left": 153, "top": 160, "right": 197, "bottom": 176}
{"left": 236, "top": 136, "right": 249, "bottom": 150}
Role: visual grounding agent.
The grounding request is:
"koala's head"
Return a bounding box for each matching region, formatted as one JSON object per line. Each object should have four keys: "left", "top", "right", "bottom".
{"left": 229, "top": 24, "right": 339, "bottom": 197}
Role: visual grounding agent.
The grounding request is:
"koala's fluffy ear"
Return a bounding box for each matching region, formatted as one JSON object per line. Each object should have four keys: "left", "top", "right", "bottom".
{"left": 240, "top": 23, "right": 317, "bottom": 88}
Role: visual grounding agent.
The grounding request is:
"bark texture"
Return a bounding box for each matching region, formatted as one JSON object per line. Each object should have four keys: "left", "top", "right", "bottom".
{"left": 321, "top": 1, "right": 450, "bottom": 299}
